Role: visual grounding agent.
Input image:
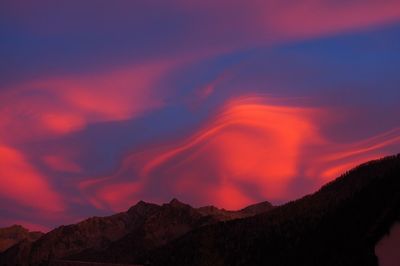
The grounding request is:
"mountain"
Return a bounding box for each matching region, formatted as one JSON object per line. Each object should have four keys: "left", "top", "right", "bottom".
{"left": 2, "top": 154, "right": 399, "bottom": 266}
{"left": 67, "top": 199, "right": 273, "bottom": 264}
{"left": 144, "top": 154, "right": 400, "bottom": 266}
{"left": 197, "top": 201, "right": 273, "bottom": 221}
{"left": 0, "top": 198, "right": 273, "bottom": 265}
{"left": 0, "top": 225, "right": 43, "bottom": 253}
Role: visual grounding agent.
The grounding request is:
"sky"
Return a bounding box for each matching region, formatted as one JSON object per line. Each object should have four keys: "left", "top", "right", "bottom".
{"left": 1, "top": 0, "right": 400, "bottom": 231}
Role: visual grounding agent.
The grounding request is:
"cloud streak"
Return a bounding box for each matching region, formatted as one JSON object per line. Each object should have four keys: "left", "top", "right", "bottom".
{"left": 1, "top": 0, "right": 399, "bottom": 230}
{"left": 0, "top": 60, "right": 179, "bottom": 144}
{"left": 0, "top": 145, "right": 65, "bottom": 212}
{"left": 80, "top": 96, "right": 400, "bottom": 211}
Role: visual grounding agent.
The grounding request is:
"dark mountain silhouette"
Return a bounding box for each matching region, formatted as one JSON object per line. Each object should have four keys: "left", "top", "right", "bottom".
{"left": 1, "top": 154, "right": 399, "bottom": 266}
{"left": 68, "top": 199, "right": 273, "bottom": 264}
{"left": 0, "top": 198, "right": 272, "bottom": 265}
{"left": 143, "top": 154, "right": 400, "bottom": 266}
{"left": 0, "top": 225, "right": 43, "bottom": 253}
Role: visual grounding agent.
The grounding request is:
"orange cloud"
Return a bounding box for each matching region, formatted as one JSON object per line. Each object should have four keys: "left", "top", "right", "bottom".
{"left": 0, "top": 58, "right": 186, "bottom": 228}
{"left": 145, "top": 98, "right": 322, "bottom": 200}
{"left": 55, "top": 62, "right": 170, "bottom": 122}
{"left": 319, "top": 156, "right": 380, "bottom": 181}
{"left": 81, "top": 97, "right": 325, "bottom": 210}
{"left": 0, "top": 145, "right": 65, "bottom": 212}
{"left": 94, "top": 183, "right": 141, "bottom": 212}
{"left": 80, "top": 97, "right": 400, "bottom": 211}
{"left": 0, "top": 60, "right": 178, "bottom": 144}
{"left": 40, "top": 113, "right": 86, "bottom": 134}
{"left": 3, "top": 0, "right": 399, "bottom": 229}
{"left": 306, "top": 127, "right": 400, "bottom": 183}
{"left": 213, "top": 182, "right": 253, "bottom": 210}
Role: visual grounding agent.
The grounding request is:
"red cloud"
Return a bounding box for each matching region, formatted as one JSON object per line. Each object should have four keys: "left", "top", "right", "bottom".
{"left": 306, "top": 127, "right": 400, "bottom": 183}
{"left": 261, "top": 0, "right": 400, "bottom": 39}
{"left": 143, "top": 98, "right": 323, "bottom": 204}
{"left": 80, "top": 97, "right": 324, "bottom": 210}
{"left": 40, "top": 113, "right": 86, "bottom": 134}
{"left": 2, "top": 0, "right": 399, "bottom": 230}
{"left": 56, "top": 62, "right": 171, "bottom": 122}
{"left": 0, "top": 146, "right": 65, "bottom": 212}
{"left": 0, "top": 60, "right": 178, "bottom": 144}
{"left": 179, "top": 0, "right": 400, "bottom": 42}
{"left": 0, "top": 58, "right": 188, "bottom": 227}
{"left": 81, "top": 97, "right": 400, "bottom": 211}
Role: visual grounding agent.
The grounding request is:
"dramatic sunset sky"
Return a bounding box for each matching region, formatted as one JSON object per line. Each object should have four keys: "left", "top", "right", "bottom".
{"left": 1, "top": 0, "right": 400, "bottom": 231}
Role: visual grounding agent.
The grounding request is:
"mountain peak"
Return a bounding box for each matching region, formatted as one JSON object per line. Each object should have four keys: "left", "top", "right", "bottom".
{"left": 2, "top": 155, "right": 400, "bottom": 266}
{"left": 127, "top": 200, "right": 160, "bottom": 216}
{"left": 0, "top": 225, "right": 43, "bottom": 253}
{"left": 136, "top": 200, "right": 148, "bottom": 206}
{"left": 146, "top": 155, "right": 400, "bottom": 266}
{"left": 240, "top": 201, "right": 274, "bottom": 214}
{"left": 168, "top": 198, "right": 189, "bottom": 208}
{"left": 0, "top": 225, "right": 31, "bottom": 236}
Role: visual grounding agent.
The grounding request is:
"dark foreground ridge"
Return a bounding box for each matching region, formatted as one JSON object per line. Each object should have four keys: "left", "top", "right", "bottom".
{"left": 0, "top": 154, "right": 399, "bottom": 266}
{"left": 145, "top": 154, "right": 400, "bottom": 266}
{"left": 0, "top": 196, "right": 272, "bottom": 265}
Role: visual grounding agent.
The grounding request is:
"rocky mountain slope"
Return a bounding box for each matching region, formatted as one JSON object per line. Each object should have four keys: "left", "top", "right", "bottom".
{"left": 2, "top": 154, "right": 399, "bottom": 266}
{"left": 0, "top": 225, "right": 43, "bottom": 253}
{"left": 0, "top": 198, "right": 272, "bottom": 265}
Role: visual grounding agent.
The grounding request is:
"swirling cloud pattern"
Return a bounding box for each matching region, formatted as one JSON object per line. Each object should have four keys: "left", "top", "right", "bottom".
{"left": 0, "top": 0, "right": 400, "bottom": 230}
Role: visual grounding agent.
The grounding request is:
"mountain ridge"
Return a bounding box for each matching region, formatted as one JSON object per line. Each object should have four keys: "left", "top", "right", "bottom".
{"left": 144, "top": 154, "right": 400, "bottom": 266}
{"left": 1, "top": 154, "right": 399, "bottom": 266}
{"left": 0, "top": 197, "right": 273, "bottom": 265}
{"left": 0, "top": 225, "right": 43, "bottom": 253}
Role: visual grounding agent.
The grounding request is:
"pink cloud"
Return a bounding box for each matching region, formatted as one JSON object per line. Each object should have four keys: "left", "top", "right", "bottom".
{"left": 6, "top": 1, "right": 398, "bottom": 71}
{"left": 0, "top": 145, "right": 65, "bottom": 212}
{"left": 179, "top": 0, "right": 400, "bottom": 42}
{"left": 40, "top": 113, "right": 86, "bottom": 134}
{"left": 1, "top": 0, "right": 399, "bottom": 229}
{"left": 305, "top": 127, "right": 400, "bottom": 183}
{"left": 80, "top": 96, "right": 324, "bottom": 210}
{"left": 143, "top": 97, "right": 323, "bottom": 202}
{"left": 261, "top": 0, "right": 400, "bottom": 39}
{"left": 80, "top": 97, "right": 400, "bottom": 211}
{"left": 0, "top": 60, "right": 178, "bottom": 144}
